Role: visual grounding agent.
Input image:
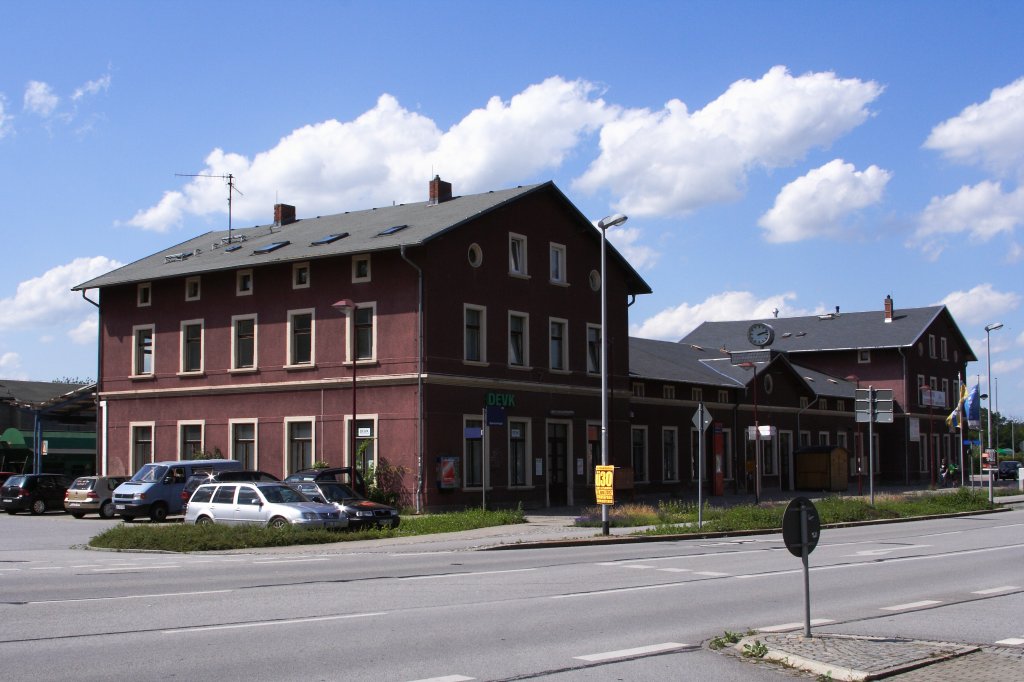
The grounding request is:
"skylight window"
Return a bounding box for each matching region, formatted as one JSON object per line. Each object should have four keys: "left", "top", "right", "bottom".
{"left": 225, "top": 244, "right": 243, "bottom": 253}
{"left": 377, "top": 224, "right": 408, "bottom": 236}
{"left": 311, "top": 232, "right": 349, "bottom": 246}
{"left": 253, "top": 241, "right": 290, "bottom": 254}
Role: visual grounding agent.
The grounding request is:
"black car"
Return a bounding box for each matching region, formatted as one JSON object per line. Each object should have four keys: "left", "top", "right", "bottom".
{"left": 181, "top": 470, "right": 280, "bottom": 511}
{"left": 997, "top": 460, "right": 1022, "bottom": 481}
{"left": 284, "top": 467, "right": 367, "bottom": 496}
{"left": 289, "top": 480, "right": 399, "bottom": 530}
{"left": 1, "top": 474, "right": 74, "bottom": 515}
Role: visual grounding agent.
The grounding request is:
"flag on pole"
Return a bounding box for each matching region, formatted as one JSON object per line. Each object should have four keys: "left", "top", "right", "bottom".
{"left": 946, "top": 382, "right": 967, "bottom": 429}
{"left": 964, "top": 383, "right": 981, "bottom": 429}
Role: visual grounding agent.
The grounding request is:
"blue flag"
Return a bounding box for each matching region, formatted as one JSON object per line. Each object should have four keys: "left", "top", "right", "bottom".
{"left": 964, "top": 384, "right": 981, "bottom": 429}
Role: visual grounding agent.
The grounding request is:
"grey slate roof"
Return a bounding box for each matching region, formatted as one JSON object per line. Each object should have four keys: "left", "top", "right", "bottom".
{"left": 679, "top": 306, "right": 976, "bottom": 361}
{"left": 0, "top": 380, "right": 93, "bottom": 408}
{"left": 74, "top": 181, "right": 652, "bottom": 294}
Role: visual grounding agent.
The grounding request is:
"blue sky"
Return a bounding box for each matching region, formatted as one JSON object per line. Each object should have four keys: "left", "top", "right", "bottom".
{"left": 2, "top": 1, "right": 1023, "bottom": 418}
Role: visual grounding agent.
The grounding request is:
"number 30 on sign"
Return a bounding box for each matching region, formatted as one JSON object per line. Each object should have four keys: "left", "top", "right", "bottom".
{"left": 595, "top": 465, "right": 615, "bottom": 505}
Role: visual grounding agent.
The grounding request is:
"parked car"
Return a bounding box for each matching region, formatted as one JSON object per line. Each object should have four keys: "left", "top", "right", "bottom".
{"left": 1, "top": 474, "right": 74, "bottom": 515}
{"left": 284, "top": 466, "right": 367, "bottom": 496}
{"left": 183, "top": 482, "right": 347, "bottom": 529}
{"left": 181, "top": 470, "right": 279, "bottom": 513}
{"left": 289, "top": 480, "right": 400, "bottom": 530}
{"left": 998, "top": 460, "right": 1022, "bottom": 481}
{"left": 112, "top": 459, "right": 243, "bottom": 522}
{"left": 64, "top": 475, "right": 129, "bottom": 518}
{"left": 0, "top": 472, "right": 16, "bottom": 486}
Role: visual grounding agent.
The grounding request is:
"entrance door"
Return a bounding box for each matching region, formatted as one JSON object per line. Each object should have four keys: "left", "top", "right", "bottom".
{"left": 547, "top": 422, "right": 569, "bottom": 507}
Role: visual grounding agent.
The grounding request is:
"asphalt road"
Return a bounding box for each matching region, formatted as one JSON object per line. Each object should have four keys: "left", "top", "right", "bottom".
{"left": 1, "top": 507, "right": 1022, "bottom": 680}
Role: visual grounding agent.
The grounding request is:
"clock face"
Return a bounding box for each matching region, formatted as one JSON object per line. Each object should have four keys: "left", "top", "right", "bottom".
{"left": 748, "top": 322, "right": 775, "bottom": 347}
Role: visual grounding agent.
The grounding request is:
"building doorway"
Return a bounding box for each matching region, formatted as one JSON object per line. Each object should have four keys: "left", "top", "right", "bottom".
{"left": 547, "top": 421, "right": 570, "bottom": 506}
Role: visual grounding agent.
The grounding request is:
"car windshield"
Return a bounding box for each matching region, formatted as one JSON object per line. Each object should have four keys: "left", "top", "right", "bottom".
{"left": 317, "top": 483, "right": 361, "bottom": 502}
{"left": 70, "top": 478, "right": 95, "bottom": 490}
{"left": 130, "top": 464, "right": 168, "bottom": 483}
{"left": 260, "top": 485, "right": 310, "bottom": 504}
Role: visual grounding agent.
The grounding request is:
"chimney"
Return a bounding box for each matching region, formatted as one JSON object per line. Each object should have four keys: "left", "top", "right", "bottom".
{"left": 428, "top": 175, "right": 452, "bottom": 205}
{"left": 884, "top": 294, "right": 893, "bottom": 323}
{"left": 274, "top": 203, "right": 296, "bottom": 226}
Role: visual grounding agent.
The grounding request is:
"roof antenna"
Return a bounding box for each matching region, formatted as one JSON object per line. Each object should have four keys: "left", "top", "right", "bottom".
{"left": 175, "top": 172, "right": 245, "bottom": 243}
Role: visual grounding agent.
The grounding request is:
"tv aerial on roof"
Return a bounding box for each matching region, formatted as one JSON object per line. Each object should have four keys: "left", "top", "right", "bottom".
{"left": 174, "top": 172, "right": 244, "bottom": 244}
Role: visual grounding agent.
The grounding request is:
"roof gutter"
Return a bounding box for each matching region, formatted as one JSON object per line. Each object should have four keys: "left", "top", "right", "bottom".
{"left": 400, "top": 245, "right": 425, "bottom": 514}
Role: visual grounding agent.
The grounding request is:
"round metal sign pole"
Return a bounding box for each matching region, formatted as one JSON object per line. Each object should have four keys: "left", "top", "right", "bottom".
{"left": 783, "top": 497, "right": 821, "bottom": 638}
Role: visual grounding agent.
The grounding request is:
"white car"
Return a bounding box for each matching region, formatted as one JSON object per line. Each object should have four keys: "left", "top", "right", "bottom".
{"left": 183, "top": 482, "right": 348, "bottom": 529}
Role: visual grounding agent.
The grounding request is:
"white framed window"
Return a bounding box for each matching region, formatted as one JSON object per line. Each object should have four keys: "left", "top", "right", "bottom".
{"left": 346, "top": 415, "right": 378, "bottom": 473}
{"left": 718, "top": 390, "right": 730, "bottom": 403}
{"left": 236, "top": 269, "right": 253, "bottom": 296}
{"left": 129, "top": 422, "right": 155, "bottom": 473}
{"left": 229, "top": 419, "right": 258, "bottom": 469}
{"left": 178, "top": 420, "right": 205, "bottom": 459}
{"left": 185, "top": 277, "right": 201, "bottom": 301}
{"left": 231, "top": 314, "right": 257, "bottom": 371}
{"left": 509, "top": 233, "right": 528, "bottom": 276}
{"left": 284, "top": 417, "right": 315, "bottom": 475}
{"left": 508, "top": 419, "right": 531, "bottom": 487}
{"left": 836, "top": 399, "right": 846, "bottom": 412}
{"left": 819, "top": 398, "right": 828, "bottom": 410}
{"left": 799, "top": 396, "right": 809, "bottom": 409}
{"left": 349, "top": 303, "right": 377, "bottom": 362}
{"left": 549, "top": 317, "right": 568, "bottom": 371}
{"left": 586, "top": 324, "right": 601, "bottom": 374}
{"left": 508, "top": 311, "right": 529, "bottom": 368}
{"left": 917, "top": 374, "right": 926, "bottom": 406}
{"left": 928, "top": 334, "right": 937, "bottom": 358}
{"left": 631, "top": 426, "right": 648, "bottom": 483}
{"left": 179, "top": 319, "right": 204, "bottom": 374}
{"left": 132, "top": 324, "right": 155, "bottom": 377}
{"left": 632, "top": 382, "right": 645, "bottom": 397}
{"left": 463, "top": 416, "right": 484, "bottom": 489}
{"left": 286, "top": 308, "right": 315, "bottom": 367}
{"left": 942, "top": 378, "right": 950, "bottom": 407}
{"left": 292, "top": 262, "right": 310, "bottom": 289}
{"left": 858, "top": 349, "right": 871, "bottom": 364}
{"left": 836, "top": 432, "right": 848, "bottom": 450}
{"left": 662, "top": 427, "right": 679, "bottom": 482}
{"left": 940, "top": 337, "right": 948, "bottom": 361}
{"left": 464, "top": 304, "right": 486, "bottom": 364}
{"left": 467, "top": 243, "right": 483, "bottom": 268}
{"left": 799, "top": 430, "right": 812, "bottom": 447}
{"left": 818, "top": 431, "right": 830, "bottom": 446}
{"left": 137, "top": 282, "right": 152, "bottom": 307}
{"left": 691, "top": 387, "right": 703, "bottom": 402}
{"left": 663, "top": 385, "right": 676, "bottom": 400}
{"left": 549, "top": 242, "right": 566, "bottom": 284}
{"left": 352, "top": 254, "right": 371, "bottom": 283}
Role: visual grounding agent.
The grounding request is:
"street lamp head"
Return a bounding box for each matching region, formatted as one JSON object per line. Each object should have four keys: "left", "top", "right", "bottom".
{"left": 985, "top": 322, "right": 1003, "bottom": 332}
{"left": 332, "top": 299, "right": 355, "bottom": 313}
{"left": 597, "top": 213, "right": 628, "bottom": 230}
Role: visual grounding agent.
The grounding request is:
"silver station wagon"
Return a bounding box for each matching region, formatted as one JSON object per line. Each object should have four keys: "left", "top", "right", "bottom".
{"left": 183, "top": 482, "right": 347, "bottom": 530}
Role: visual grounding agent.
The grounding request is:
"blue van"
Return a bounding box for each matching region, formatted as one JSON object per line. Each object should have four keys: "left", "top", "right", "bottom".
{"left": 112, "top": 459, "right": 243, "bottom": 522}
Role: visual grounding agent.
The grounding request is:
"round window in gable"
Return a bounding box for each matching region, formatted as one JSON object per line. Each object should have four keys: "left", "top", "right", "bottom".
{"left": 467, "top": 243, "right": 483, "bottom": 268}
{"left": 589, "top": 269, "right": 601, "bottom": 291}
{"left": 762, "top": 374, "right": 774, "bottom": 395}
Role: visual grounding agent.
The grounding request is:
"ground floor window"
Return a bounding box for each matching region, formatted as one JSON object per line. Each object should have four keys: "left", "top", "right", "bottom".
{"left": 131, "top": 424, "right": 153, "bottom": 473}
{"left": 287, "top": 420, "right": 313, "bottom": 473}
{"left": 464, "top": 417, "right": 483, "bottom": 488}
{"left": 231, "top": 421, "right": 256, "bottom": 469}
{"left": 631, "top": 426, "right": 648, "bottom": 482}
{"left": 352, "top": 418, "right": 376, "bottom": 474}
{"left": 663, "top": 427, "right": 678, "bottom": 482}
{"left": 179, "top": 422, "right": 204, "bottom": 458}
{"left": 509, "top": 419, "right": 530, "bottom": 487}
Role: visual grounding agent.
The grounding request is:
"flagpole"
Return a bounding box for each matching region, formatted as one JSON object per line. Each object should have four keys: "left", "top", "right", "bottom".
{"left": 958, "top": 374, "right": 965, "bottom": 487}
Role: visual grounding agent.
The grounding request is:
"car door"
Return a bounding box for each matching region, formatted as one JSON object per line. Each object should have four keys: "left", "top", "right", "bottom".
{"left": 233, "top": 485, "right": 268, "bottom": 525}
{"left": 209, "top": 485, "right": 238, "bottom": 524}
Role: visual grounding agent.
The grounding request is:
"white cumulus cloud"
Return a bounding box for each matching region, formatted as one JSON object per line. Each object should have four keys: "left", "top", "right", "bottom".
{"left": 0, "top": 257, "right": 123, "bottom": 331}
{"left": 127, "top": 77, "right": 614, "bottom": 232}
{"left": 0, "top": 351, "right": 23, "bottom": 376}
{"left": 936, "top": 283, "right": 1021, "bottom": 326}
{"left": 631, "top": 291, "right": 816, "bottom": 340}
{"left": 24, "top": 80, "right": 59, "bottom": 117}
{"left": 607, "top": 226, "right": 659, "bottom": 270}
{"left": 910, "top": 181, "right": 1024, "bottom": 260}
{"left": 759, "top": 159, "right": 891, "bottom": 242}
{"left": 574, "top": 66, "right": 883, "bottom": 217}
{"left": 924, "top": 76, "right": 1024, "bottom": 178}
{"left": 0, "top": 94, "right": 12, "bottom": 138}
{"left": 68, "top": 317, "right": 98, "bottom": 345}
{"left": 72, "top": 73, "right": 112, "bottom": 101}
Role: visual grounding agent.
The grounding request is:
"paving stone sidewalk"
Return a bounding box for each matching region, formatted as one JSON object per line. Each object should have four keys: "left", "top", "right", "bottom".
{"left": 736, "top": 632, "right": 1024, "bottom": 680}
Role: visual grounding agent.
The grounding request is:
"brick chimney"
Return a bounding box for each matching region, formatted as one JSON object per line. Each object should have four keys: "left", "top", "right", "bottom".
{"left": 428, "top": 175, "right": 452, "bottom": 205}
{"left": 884, "top": 294, "right": 894, "bottom": 323}
{"left": 274, "top": 203, "right": 296, "bottom": 226}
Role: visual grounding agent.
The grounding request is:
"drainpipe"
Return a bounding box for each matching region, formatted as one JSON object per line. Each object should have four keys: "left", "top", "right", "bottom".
{"left": 400, "top": 245, "right": 425, "bottom": 514}
{"left": 81, "top": 289, "right": 104, "bottom": 474}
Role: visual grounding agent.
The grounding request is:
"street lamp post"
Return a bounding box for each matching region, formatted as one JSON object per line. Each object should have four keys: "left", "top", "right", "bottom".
{"left": 597, "top": 213, "right": 627, "bottom": 536}
{"left": 739, "top": 362, "right": 760, "bottom": 504}
{"left": 984, "top": 323, "right": 1003, "bottom": 453}
{"left": 845, "top": 375, "right": 862, "bottom": 495}
{"left": 333, "top": 299, "right": 358, "bottom": 472}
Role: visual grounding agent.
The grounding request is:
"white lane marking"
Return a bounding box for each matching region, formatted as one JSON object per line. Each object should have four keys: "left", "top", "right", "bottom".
{"left": 575, "top": 642, "right": 692, "bottom": 662}
{"left": 406, "top": 676, "right": 475, "bottom": 682}
{"left": 91, "top": 565, "right": 180, "bottom": 572}
{"left": 252, "top": 558, "right": 330, "bottom": 564}
{"left": 658, "top": 568, "right": 692, "bottom": 573}
{"left": 29, "top": 567, "right": 63, "bottom": 570}
{"left": 843, "top": 545, "right": 932, "bottom": 557}
{"left": 972, "top": 586, "right": 1020, "bottom": 595}
{"left": 880, "top": 600, "right": 942, "bottom": 611}
{"left": 757, "top": 619, "right": 835, "bottom": 632}
{"left": 27, "top": 589, "right": 232, "bottom": 604}
{"left": 400, "top": 568, "right": 536, "bottom": 581}
{"left": 621, "top": 564, "right": 657, "bottom": 570}
{"left": 995, "top": 638, "right": 1024, "bottom": 646}
{"left": 163, "top": 611, "right": 385, "bottom": 634}
{"left": 553, "top": 583, "right": 684, "bottom": 599}
{"left": 694, "top": 571, "right": 730, "bottom": 577}
{"left": 70, "top": 564, "right": 105, "bottom": 568}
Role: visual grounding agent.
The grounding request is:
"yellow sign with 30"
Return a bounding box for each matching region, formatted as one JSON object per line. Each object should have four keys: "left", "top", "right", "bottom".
{"left": 595, "top": 465, "right": 615, "bottom": 505}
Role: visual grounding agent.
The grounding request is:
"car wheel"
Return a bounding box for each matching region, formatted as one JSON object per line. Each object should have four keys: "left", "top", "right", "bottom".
{"left": 30, "top": 499, "right": 46, "bottom": 515}
{"left": 268, "top": 516, "right": 289, "bottom": 529}
{"left": 99, "top": 501, "right": 116, "bottom": 519}
{"left": 196, "top": 516, "right": 214, "bottom": 527}
{"left": 150, "top": 503, "right": 168, "bottom": 523}
{"left": 70, "top": 512, "right": 86, "bottom": 519}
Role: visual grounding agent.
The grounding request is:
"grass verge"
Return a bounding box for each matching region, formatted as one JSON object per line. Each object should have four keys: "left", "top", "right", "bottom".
{"left": 89, "top": 506, "right": 525, "bottom": 552}
{"left": 572, "top": 487, "right": 997, "bottom": 535}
